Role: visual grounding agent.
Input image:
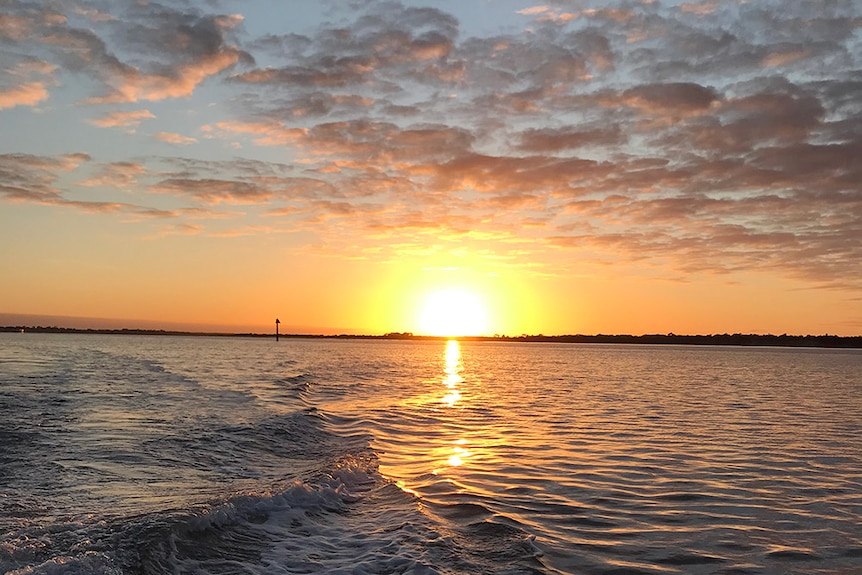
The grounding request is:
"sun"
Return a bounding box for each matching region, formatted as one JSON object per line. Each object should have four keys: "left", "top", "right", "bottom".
{"left": 418, "top": 289, "right": 489, "bottom": 337}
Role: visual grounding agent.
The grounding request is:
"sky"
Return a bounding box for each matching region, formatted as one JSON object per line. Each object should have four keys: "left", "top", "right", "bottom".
{"left": 1, "top": 0, "right": 860, "bottom": 336}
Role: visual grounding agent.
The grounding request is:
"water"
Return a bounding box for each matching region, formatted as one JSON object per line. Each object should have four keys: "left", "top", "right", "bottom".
{"left": 1, "top": 334, "right": 860, "bottom": 575}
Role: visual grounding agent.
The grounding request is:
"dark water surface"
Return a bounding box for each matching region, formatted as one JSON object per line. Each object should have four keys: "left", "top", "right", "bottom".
{"left": 1, "top": 334, "right": 860, "bottom": 574}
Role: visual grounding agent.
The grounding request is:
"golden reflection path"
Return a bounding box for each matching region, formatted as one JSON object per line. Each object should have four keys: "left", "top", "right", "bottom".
{"left": 440, "top": 339, "right": 463, "bottom": 407}
{"left": 435, "top": 340, "right": 473, "bottom": 473}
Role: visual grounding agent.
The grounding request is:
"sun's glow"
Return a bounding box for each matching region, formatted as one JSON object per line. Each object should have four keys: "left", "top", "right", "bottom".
{"left": 418, "top": 289, "right": 489, "bottom": 336}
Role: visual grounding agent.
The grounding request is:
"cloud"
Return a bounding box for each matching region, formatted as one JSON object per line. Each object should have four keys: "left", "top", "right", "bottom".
{"left": 267, "top": 92, "right": 375, "bottom": 118}
{"left": 582, "top": 8, "right": 635, "bottom": 24}
{"left": 760, "top": 48, "right": 811, "bottom": 68}
{"left": 0, "top": 154, "right": 167, "bottom": 217}
{"left": 619, "top": 82, "right": 719, "bottom": 116}
{"left": 517, "top": 6, "right": 551, "bottom": 16}
{"left": 264, "top": 206, "right": 303, "bottom": 218}
{"left": 155, "top": 131, "right": 197, "bottom": 145}
{"left": 72, "top": 6, "right": 116, "bottom": 23}
{"left": 679, "top": 2, "right": 719, "bottom": 16}
{"left": 0, "top": 59, "right": 56, "bottom": 109}
{"left": 518, "top": 6, "right": 579, "bottom": 23}
{"left": 208, "top": 121, "right": 308, "bottom": 146}
{"left": 682, "top": 89, "right": 826, "bottom": 153}
{"left": 0, "top": 153, "right": 89, "bottom": 203}
{"left": 0, "top": 153, "right": 168, "bottom": 217}
{"left": 84, "top": 50, "right": 244, "bottom": 104}
{"left": 231, "top": 3, "right": 460, "bottom": 88}
{"left": 2, "top": 2, "right": 249, "bottom": 104}
{"left": 55, "top": 199, "right": 130, "bottom": 214}
{"left": 0, "top": 82, "right": 49, "bottom": 110}
{"left": 90, "top": 109, "right": 155, "bottom": 128}
{"left": 80, "top": 162, "right": 147, "bottom": 188}
{"left": 150, "top": 178, "right": 274, "bottom": 205}
{"left": 516, "top": 126, "right": 625, "bottom": 152}
{"left": 156, "top": 223, "right": 204, "bottom": 237}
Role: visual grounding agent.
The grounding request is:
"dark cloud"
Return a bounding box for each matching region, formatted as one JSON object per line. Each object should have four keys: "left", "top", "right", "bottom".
{"left": 150, "top": 178, "right": 274, "bottom": 205}
{"left": 516, "top": 126, "right": 625, "bottom": 152}
{"left": 231, "top": 2, "right": 460, "bottom": 89}
{"left": 0, "top": 0, "right": 247, "bottom": 103}
{"left": 0, "top": 153, "right": 89, "bottom": 203}
{"left": 119, "top": 7, "right": 245, "bottom": 60}
{"left": 621, "top": 82, "right": 719, "bottom": 115}
{"left": 0, "top": 152, "right": 173, "bottom": 216}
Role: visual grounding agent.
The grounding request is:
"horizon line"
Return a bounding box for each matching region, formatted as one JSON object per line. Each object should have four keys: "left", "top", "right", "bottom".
{"left": 2, "top": 313, "right": 860, "bottom": 341}
{"left": 3, "top": 325, "right": 861, "bottom": 347}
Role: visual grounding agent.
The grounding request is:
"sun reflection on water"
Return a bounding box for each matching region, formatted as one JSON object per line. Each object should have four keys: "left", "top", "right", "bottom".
{"left": 435, "top": 340, "right": 474, "bottom": 473}
{"left": 446, "top": 438, "right": 473, "bottom": 468}
{"left": 441, "top": 339, "right": 463, "bottom": 407}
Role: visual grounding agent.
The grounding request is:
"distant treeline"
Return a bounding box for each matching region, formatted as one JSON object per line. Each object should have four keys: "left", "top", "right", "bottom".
{"left": 3, "top": 326, "right": 861, "bottom": 348}
{"left": 0, "top": 326, "right": 259, "bottom": 337}
{"left": 486, "top": 333, "right": 862, "bottom": 348}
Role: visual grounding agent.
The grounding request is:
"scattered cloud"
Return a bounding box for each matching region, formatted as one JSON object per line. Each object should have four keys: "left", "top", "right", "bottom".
{"left": 620, "top": 82, "right": 719, "bottom": 116}
{"left": 153, "top": 223, "right": 204, "bottom": 238}
{"left": 517, "top": 6, "right": 551, "bottom": 16}
{"left": 90, "top": 109, "right": 155, "bottom": 128}
{"left": 0, "top": 82, "right": 49, "bottom": 110}
{"left": 79, "top": 162, "right": 147, "bottom": 188}
{"left": 517, "top": 5, "right": 579, "bottom": 23}
{"left": 150, "top": 178, "right": 274, "bottom": 206}
{"left": 516, "top": 126, "right": 625, "bottom": 152}
{"left": 760, "top": 48, "right": 811, "bottom": 68}
{"left": 0, "top": 59, "right": 56, "bottom": 109}
{"left": 72, "top": 6, "right": 115, "bottom": 23}
{"left": 1, "top": 2, "right": 249, "bottom": 104}
{"left": 1, "top": 0, "right": 860, "bottom": 291}
{"left": 155, "top": 131, "right": 197, "bottom": 145}
{"left": 679, "top": 2, "right": 719, "bottom": 16}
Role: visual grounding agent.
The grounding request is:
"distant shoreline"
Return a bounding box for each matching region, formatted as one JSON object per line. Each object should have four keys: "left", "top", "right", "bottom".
{"left": 2, "top": 326, "right": 861, "bottom": 348}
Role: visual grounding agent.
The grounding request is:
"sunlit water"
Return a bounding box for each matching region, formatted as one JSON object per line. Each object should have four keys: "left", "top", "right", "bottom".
{"left": 1, "top": 334, "right": 860, "bottom": 574}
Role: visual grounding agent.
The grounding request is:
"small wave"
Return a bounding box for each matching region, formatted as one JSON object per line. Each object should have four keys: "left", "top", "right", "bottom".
{"left": 277, "top": 373, "right": 314, "bottom": 391}
{"left": 428, "top": 501, "right": 493, "bottom": 523}
{"left": 764, "top": 547, "right": 821, "bottom": 561}
{"left": 590, "top": 565, "right": 663, "bottom": 575}
{"left": 554, "top": 515, "right": 617, "bottom": 528}
{"left": 126, "top": 470, "right": 368, "bottom": 575}
{"left": 655, "top": 551, "right": 727, "bottom": 565}
{"left": 653, "top": 491, "right": 719, "bottom": 502}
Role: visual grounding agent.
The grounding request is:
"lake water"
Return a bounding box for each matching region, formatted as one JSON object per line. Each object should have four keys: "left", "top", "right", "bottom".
{"left": 0, "top": 333, "right": 860, "bottom": 574}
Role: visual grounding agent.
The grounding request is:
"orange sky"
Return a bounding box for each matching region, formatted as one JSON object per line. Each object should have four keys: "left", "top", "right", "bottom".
{"left": 1, "top": 1, "right": 860, "bottom": 336}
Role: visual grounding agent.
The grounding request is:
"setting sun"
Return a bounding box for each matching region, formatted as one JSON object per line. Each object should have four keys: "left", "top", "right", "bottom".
{"left": 417, "top": 289, "right": 489, "bottom": 337}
